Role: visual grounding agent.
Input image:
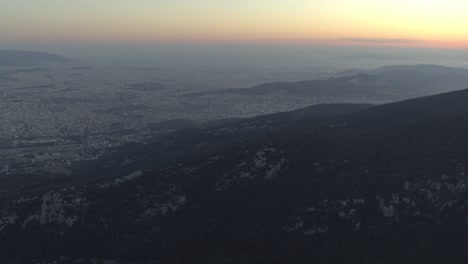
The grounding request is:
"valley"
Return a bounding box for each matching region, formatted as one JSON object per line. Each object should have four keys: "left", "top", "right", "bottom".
{"left": 1, "top": 51, "right": 468, "bottom": 263}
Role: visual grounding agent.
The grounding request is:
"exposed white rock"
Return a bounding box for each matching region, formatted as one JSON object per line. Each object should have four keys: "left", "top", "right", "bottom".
{"left": 22, "top": 214, "right": 40, "bottom": 227}
{"left": 353, "top": 199, "right": 365, "bottom": 205}
{"left": 381, "top": 205, "right": 395, "bottom": 218}
{"left": 303, "top": 227, "right": 328, "bottom": 236}
{"left": 354, "top": 222, "right": 361, "bottom": 231}
{"left": 264, "top": 159, "right": 285, "bottom": 180}
{"left": 113, "top": 170, "right": 143, "bottom": 185}
{"left": 338, "top": 200, "right": 349, "bottom": 207}
{"left": 403, "top": 182, "right": 411, "bottom": 191}
{"left": 216, "top": 147, "right": 285, "bottom": 189}
{"left": 239, "top": 172, "right": 254, "bottom": 179}
{"left": 39, "top": 192, "right": 82, "bottom": 227}
{"left": 283, "top": 217, "right": 304, "bottom": 232}
{"left": 254, "top": 156, "right": 267, "bottom": 168}
{"left": 17, "top": 196, "right": 38, "bottom": 204}
{"left": 0, "top": 211, "right": 19, "bottom": 232}
{"left": 145, "top": 195, "right": 186, "bottom": 217}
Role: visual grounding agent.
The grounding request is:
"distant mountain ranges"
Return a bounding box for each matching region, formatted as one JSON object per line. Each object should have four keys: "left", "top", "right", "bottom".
{"left": 0, "top": 50, "right": 73, "bottom": 67}
{"left": 1, "top": 84, "right": 468, "bottom": 263}
{"left": 2, "top": 50, "right": 468, "bottom": 105}
{"left": 189, "top": 64, "right": 468, "bottom": 103}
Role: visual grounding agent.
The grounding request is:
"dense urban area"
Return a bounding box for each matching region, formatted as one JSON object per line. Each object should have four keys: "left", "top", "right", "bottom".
{"left": 0, "top": 62, "right": 345, "bottom": 176}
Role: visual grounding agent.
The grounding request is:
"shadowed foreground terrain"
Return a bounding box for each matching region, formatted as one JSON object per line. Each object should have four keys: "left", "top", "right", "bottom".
{"left": 1, "top": 88, "right": 468, "bottom": 263}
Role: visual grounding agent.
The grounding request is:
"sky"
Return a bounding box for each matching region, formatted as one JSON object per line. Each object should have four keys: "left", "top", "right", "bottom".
{"left": 1, "top": 0, "right": 467, "bottom": 66}
{"left": 2, "top": 0, "right": 468, "bottom": 47}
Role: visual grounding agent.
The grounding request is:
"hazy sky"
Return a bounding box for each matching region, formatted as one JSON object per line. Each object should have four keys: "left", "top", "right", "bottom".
{"left": 2, "top": 0, "right": 468, "bottom": 48}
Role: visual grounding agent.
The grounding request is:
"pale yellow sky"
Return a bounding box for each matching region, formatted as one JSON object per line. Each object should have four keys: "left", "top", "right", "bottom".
{"left": 1, "top": 0, "right": 467, "bottom": 48}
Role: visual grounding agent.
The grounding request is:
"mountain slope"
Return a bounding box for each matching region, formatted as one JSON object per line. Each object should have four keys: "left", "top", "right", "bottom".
{"left": 189, "top": 74, "right": 408, "bottom": 101}
{"left": 79, "top": 87, "right": 468, "bottom": 177}
{"left": 69, "top": 103, "right": 372, "bottom": 177}
{"left": 371, "top": 64, "right": 468, "bottom": 75}
{"left": 189, "top": 64, "right": 468, "bottom": 102}
{"left": 1, "top": 89, "right": 468, "bottom": 263}
{"left": 340, "top": 87, "right": 468, "bottom": 128}
{"left": 0, "top": 50, "right": 73, "bottom": 66}
{"left": 1, "top": 111, "right": 467, "bottom": 263}
{"left": 369, "top": 64, "right": 468, "bottom": 95}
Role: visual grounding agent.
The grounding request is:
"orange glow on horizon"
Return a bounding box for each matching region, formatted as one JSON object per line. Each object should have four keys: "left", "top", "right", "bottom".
{"left": 2, "top": 0, "right": 468, "bottom": 50}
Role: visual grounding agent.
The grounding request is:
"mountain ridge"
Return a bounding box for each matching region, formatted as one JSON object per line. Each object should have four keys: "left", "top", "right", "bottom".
{"left": 187, "top": 64, "right": 468, "bottom": 103}
{"left": 1, "top": 88, "right": 468, "bottom": 262}
{"left": 0, "top": 50, "right": 73, "bottom": 66}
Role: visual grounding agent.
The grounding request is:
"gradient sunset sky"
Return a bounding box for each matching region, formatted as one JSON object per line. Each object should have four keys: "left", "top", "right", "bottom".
{"left": 2, "top": 0, "right": 468, "bottom": 49}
